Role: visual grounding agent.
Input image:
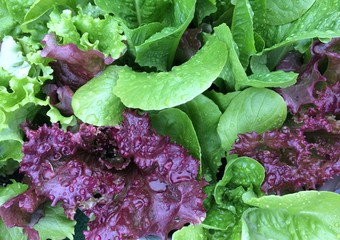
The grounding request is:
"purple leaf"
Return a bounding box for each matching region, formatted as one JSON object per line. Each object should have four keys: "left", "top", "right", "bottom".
{"left": 18, "top": 110, "right": 207, "bottom": 239}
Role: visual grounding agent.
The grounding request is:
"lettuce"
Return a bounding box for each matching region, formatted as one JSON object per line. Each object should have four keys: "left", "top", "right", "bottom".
{"left": 5, "top": 110, "right": 207, "bottom": 239}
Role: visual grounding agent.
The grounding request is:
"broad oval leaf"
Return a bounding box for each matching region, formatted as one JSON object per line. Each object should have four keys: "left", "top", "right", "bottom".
{"left": 217, "top": 87, "right": 287, "bottom": 151}
{"left": 72, "top": 66, "right": 125, "bottom": 126}
{"left": 113, "top": 35, "right": 228, "bottom": 110}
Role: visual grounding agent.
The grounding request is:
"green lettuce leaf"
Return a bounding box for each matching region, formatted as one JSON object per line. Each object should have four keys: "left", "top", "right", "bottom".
{"left": 217, "top": 87, "right": 287, "bottom": 151}
{"left": 231, "top": 0, "right": 256, "bottom": 68}
{"left": 0, "top": 0, "right": 17, "bottom": 39}
{"left": 72, "top": 65, "right": 125, "bottom": 126}
{"left": 0, "top": 181, "right": 28, "bottom": 206}
{"left": 172, "top": 224, "right": 206, "bottom": 240}
{"left": 150, "top": 108, "right": 201, "bottom": 161}
{"left": 213, "top": 24, "right": 248, "bottom": 91}
{"left": 241, "top": 70, "right": 298, "bottom": 88}
{"left": 33, "top": 203, "right": 76, "bottom": 240}
{"left": 113, "top": 32, "right": 228, "bottom": 110}
{"left": 178, "top": 94, "right": 223, "bottom": 181}
{"left": 46, "top": 7, "right": 126, "bottom": 59}
{"left": 96, "top": 0, "right": 196, "bottom": 70}
{"left": 243, "top": 191, "right": 340, "bottom": 240}
{"left": 0, "top": 218, "right": 27, "bottom": 240}
{"left": 253, "top": 0, "right": 340, "bottom": 51}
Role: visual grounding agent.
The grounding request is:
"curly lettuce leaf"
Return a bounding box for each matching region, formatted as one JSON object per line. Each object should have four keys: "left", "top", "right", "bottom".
{"left": 47, "top": 7, "right": 126, "bottom": 59}
{"left": 243, "top": 191, "right": 340, "bottom": 240}
{"left": 19, "top": 110, "right": 207, "bottom": 239}
{"left": 113, "top": 32, "right": 228, "bottom": 110}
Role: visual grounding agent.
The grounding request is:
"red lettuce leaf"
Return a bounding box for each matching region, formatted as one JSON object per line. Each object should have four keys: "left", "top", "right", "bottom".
{"left": 18, "top": 110, "right": 206, "bottom": 239}
{"left": 278, "top": 38, "right": 340, "bottom": 114}
{"left": 0, "top": 187, "right": 46, "bottom": 240}
{"left": 231, "top": 39, "right": 340, "bottom": 194}
{"left": 41, "top": 33, "right": 114, "bottom": 116}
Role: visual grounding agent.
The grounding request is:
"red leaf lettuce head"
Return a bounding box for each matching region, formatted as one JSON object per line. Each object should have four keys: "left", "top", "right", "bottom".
{"left": 231, "top": 38, "right": 340, "bottom": 194}
{"left": 17, "top": 110, "right": 207, "bottom": 239}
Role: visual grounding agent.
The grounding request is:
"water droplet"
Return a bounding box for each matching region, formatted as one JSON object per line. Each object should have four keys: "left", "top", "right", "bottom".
{"left": 79, "top": 188, "right": 86, "bottom": 195}
{"left": 149, "top": 179, "right": 167, "bottom": 192}
{"left": 69, "top": 186, "right": 74, "bottom": 192}
{"left": 174, "top": 216, "right": 180, "bottom": 223}
{"left": 49, "top": 194, "right": 55, "bottom": 200}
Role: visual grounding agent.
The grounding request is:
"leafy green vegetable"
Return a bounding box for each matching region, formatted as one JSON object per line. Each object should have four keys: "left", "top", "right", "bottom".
{"left": 205, "top": 90, "right": 241, "bottom": 112}
{"left": 113, "top": 33, "right": 228, "bottom": 110}
{"left": 253, "top": 0, "right": 340, "bottom": 51}
{"left": 242, "top": 70, "right": 298, "bottom": 88}
{"left": 243, "top": 191, "right": 340, "bottom": 240}
{"left": 0, "top": 181, "right": 28, "bottom": 206}
{"left": 33, "top": 203, "right": 76, "bottom": 240}
{"left": 72, "top": 66, "right": 125, "bottom": 126}
{"left": 213, "top": 24, "right": 248, "bottom": 91}
{"left": 217, "top": 87, "right": 287, "bottom": 151}
{"left": 231, "top": 0, "right": 256, "bottom": 68}
{"left": 150, "top": 108, "right": 201, "bottom": 161}
{"left": 0, "top": 218, "right": 27, "bottom": 240}
{"left": 178, "top": 94, "right": 223, "bottom": 181}
{"left": 172, "top": 224, "right": 206, "bottom": 240}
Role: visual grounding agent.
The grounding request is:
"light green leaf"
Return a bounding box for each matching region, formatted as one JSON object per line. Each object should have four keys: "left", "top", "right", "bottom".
{"left": 72, "top": 66, "right": 125, "bottom": 126}
{"left": 195, "top": 0, "right": 217, "bottom": 25}
{"left": 0, "top": 0, "right": 17, "bottom": 39}
{"left": 34, "top": 203, "right": 76, "bottom": 240}
{"left": 0, "top": 36, "right": 31, "bottom": 79}
{"left": 113, "top": 33, "right": 228, "bottom": 110}
{"left": 265, "top": 0, "right": 316, "bottom": 26}
{"left": 150, "top": 108, "right": 201, "bottom": 161}
{"left": 214, "top": 157, "right": 264, "bottom": 205}
{"left": 94, "top": 0, "right": 172, "bottom": 29}
{"left": 178, "top": 94, "right": 223, "bottom": 181}
{"left": 213, "top": 24, "right": 248, "bottom": 91}
{"left": 242, "top": 70, "right": 298, "bottom": 88}
{"left": 173, "top": 224, "right": 207, "bottom": 240}
{"left": 0, "top": 218, "right": 27, "bottom": 240}
{"left": 205, "top": 90, "right": 241, "bottom": 112}
{"left": 133, "top": 0, "right": 196, "bottom": 70}
{"left": 5, "top": 0, "right": 36, "bottom": 23}
{"left": 243, "top": 191, "right": 340, "bottom": 240}
{"left": 253, "top": 0, "right": 340, "bottom": 51}
{"left": 231, "top": 0, "right": 256, "bottom": 68}
{"left": 0, "top": 181, "right": 28, "bottom": 206}
{"left": 217, "top": 87, "right": 287, "bottom": 151}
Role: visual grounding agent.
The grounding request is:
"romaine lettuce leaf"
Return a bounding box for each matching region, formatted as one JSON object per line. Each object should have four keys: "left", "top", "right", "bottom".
{"left": 243, "top": 191, "right": 340, "bottom": 240}
{"left": 113, "top": 32, "right": 228, "bottom": 110}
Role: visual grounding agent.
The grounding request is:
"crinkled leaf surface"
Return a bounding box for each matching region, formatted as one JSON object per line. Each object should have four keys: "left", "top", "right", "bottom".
{"left": 114, "top": 33, "right": 228, "bottom": 110}
{"left": 217, "top": 87, "right": 287, "bottom": 151}
{"left": 72, "top": 65, "right": 125, "bottom": 126}
{"left": 243, "top": 191, "right": 340, "bottom": 240}
{"left": 172, "top": 224, "right": 206, "bottom": 240}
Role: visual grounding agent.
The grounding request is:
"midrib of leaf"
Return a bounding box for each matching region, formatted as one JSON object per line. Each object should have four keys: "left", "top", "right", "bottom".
{"left": 134, "top": 0, "right": 142, "bottom": 26}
